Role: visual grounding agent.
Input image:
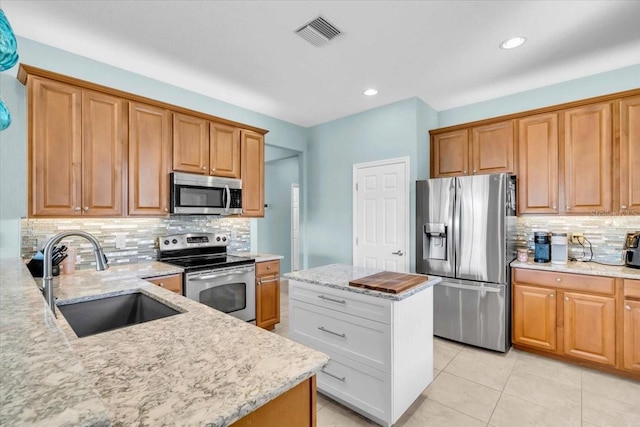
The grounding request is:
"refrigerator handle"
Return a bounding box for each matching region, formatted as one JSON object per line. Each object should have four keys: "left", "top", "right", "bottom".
{"left": 453, "top": 178, "right": 462, "bottom": 275}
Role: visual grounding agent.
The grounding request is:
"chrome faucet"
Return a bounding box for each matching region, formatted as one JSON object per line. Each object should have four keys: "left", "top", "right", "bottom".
{"left": 42, "top": 231, "right": 109, "bottom": 315}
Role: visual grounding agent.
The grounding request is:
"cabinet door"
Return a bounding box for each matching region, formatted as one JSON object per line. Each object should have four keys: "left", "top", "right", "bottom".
{"left": 517, "top": 113, "right": 559, "bottom": 214}
{"left": 471, "top": 120, "right": 515, "bottom": 175}
{"left": 172, "top": 113, "right": 209, "bottom": 174}
{"left": 431, "top": 130, "right": 468, "bottom": 177}
{"left": 620, "top": 96, "right": 640, "bottom": 212}
{"left": 81, "top": 90, "right": 124, "bottom": 216}
{"left": 563, "top": 291, "right": 615, "bottom": 366}
{"left": 563, "top": 102, "right": 612, "bottom": 214}
{"left": 128, "top": 102, "right": 171, "bottom": 216}
{"left": 623, "top": 299, "right": 640, "bottom": 372}
{"left": 30, "top": 77, "right": 82, "bottom": 216}
{"left": 241, "top": 130, "right": 265, "bottom": 217}
{"left": 512, "top": 284, "right": 557, "bottom": 351}
{"left": 257, "top": 276, "right": 280, "bottom": 330}
{"left": 210, "top": 122, "right": 241, "bottom": 178}
{"left": 146, "top": 274, "right": 183, "bottom": 294}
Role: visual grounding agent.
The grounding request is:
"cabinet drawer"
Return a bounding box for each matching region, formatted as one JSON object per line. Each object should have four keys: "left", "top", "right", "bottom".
{"left": 290, "top": 300, "right": 391, "bottom": 373}
{"left": 256, "top": 260, "right": 279, "bottom": 277}
{"left": 624, "top": 279, "right": 640, "bottom": 298}
{"left": 513, "top": 269, "right": 614, "bottom": 294}
{"left": 145, "top": 274, "right": 183, "bottom": 294}
{"left": 289, "top": 280, "right": 391, "bottom": 324}
{"left": 317, "top": 354, "right": 390, "bottom": 424}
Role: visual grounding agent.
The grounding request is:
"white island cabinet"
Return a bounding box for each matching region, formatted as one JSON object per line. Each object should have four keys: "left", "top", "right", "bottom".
{"left": 285, "top": 264, "right": 441, "bottom": 427}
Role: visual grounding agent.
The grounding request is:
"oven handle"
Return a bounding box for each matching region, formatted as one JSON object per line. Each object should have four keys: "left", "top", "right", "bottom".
{"left": 189, "top": 269, "right": 253, "bottom": 281}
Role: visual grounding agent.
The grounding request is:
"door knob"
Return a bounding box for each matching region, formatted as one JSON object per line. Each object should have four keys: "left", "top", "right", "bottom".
{"left": 391, "top": 250, "right": 404, "bottom": 256}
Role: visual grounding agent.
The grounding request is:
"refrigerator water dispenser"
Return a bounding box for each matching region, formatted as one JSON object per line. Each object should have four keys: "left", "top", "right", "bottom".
{"left": 423, "top": 223, "right": 447, "bottom": 260}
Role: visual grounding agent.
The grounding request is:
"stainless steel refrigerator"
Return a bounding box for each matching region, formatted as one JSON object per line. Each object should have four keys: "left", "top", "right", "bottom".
{"left": 416, "top": 174, "right": 517, "bottom": 352}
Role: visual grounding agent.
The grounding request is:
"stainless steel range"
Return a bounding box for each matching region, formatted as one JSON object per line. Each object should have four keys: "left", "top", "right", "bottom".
{"left": 159, "top": 233, "right": 256, "bottom": 322}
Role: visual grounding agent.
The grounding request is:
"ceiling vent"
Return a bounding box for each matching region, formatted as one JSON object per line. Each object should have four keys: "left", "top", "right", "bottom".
{"left": 295, "top": 16, "right": 341, "bottom": 47}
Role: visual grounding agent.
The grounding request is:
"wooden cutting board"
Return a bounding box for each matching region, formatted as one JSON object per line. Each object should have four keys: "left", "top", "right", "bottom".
{"left": 349, "top": 271, "right": 429, "bottom": 294}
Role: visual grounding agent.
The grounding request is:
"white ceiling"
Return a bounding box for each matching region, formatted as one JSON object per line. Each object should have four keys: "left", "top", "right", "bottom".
{"left": 3, "top": 1, "right": 640, "bottom": 127}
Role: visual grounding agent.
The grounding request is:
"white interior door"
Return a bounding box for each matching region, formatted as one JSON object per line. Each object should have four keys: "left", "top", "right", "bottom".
{"left": 291, "top": 184, "right": 300, "bottom": 271}
{"left": 353, "top": 157, "right": 410, "bottom": 272}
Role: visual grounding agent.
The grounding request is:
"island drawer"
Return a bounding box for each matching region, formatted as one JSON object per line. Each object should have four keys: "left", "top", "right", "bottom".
{"left": 317, "top": 354, "right": 390, "bottom": 424}
{"left": 513, "top": 269, "right": 614, "bottom": 295}
{"left": 625, "top": 279, "right": 640, "bottom": 298}
{"left": 289, "top": 280, "right": 391, "bottom": 324}
{"left": 290, "top": 300, "right": 391, "bottom": 373}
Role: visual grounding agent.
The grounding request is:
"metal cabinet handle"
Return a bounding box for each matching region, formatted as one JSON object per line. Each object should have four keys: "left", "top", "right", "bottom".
{"left": 391, "top": 250, "right": 404, "bottom": 256}
{"left": 565, "top": 296, "right": 570, "bottom": 301}
{"left": 163, "top": 208, "right": 168, "bottom": 212}
{"left": 74, "top": 207, "right": 81, "bottom": 211}
{"left": 201, "top": 166, "right": 206, "bottom": 170}
{"left": 473, "top": 169, "right": 477, "bottom": 173}
{"left": 211, "top": 168, "right": 216, "bottom": 173}
{"left": 159, "top": 283, "right": 165, "bottom": 287}
{"left": 463, "top": 170, "right": 468, "bottom": 175}
{"left": 258, "top": 277, "right": 279, "bottom": 285}
{"left": 549, "top": 294, "right": 555, "bottom": 298}
{"left": 83, "top": 207, "right": 89, "bottom": 211}
{"left": 556, "top": 278, "right": 562, "bottom": 282}
{"left": 566, "top": 205, "right": 571, "bottom": 210}
{"left": 626, "top": 305, "right": 632, "bottom": 310}
{"left": 317, "top": 295, "right": 346, "bottom": 304}
{"left": 318, "top": 326, "right": 346, "bottom": 338}
{"left": 552, "top": 205, "right": 557, "bottom": 210}
{"left": 320, "top": 369, "right": 346, "bottom": 382}
{"left": 621, "top": 205, "right": 628, "bottom": 209}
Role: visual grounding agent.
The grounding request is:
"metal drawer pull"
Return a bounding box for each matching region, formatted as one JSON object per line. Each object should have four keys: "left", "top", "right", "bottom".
{"left": 318, "top": 326, "right": 346, "bottom": 338}
{"left": 317, "top": 295, "right": 346, "bottom": 304}
{"left": 321, "top": 369, "right": 346, "bottom": 382}
{"left": 258, "top": 277, "right": 279, "bottom": 285}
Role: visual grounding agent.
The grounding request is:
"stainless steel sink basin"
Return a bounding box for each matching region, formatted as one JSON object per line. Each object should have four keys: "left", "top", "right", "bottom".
{"left": 57, "top": 292, "right": 181, "bottom": 338}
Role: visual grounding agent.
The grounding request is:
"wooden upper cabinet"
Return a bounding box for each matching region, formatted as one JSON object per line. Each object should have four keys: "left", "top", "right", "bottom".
{"left": 29, "top": 77, "right": 123, "bottom": 217}
{"left": 30, "top": 77, "right": 82, "bottom": 216}
{"left": 128, "top": 102, "right": 171, "bottom": 216}
{"left": 620, "top": 96, "right": 640, "bottom": 212}
{"left": 431, "top": 129, "right": 469, "bottom": 177}
{"left": 172, "top": 113, "right": 209, "bottom": 174}
{"left": 241, "top": 130, "right": 265, "bottom": 217}
{"left": 518, "top": 113, "right": 559, "bottom": 214}
{"left": 471, "top": 120, "right": 515, "bottom": 175}
{"left": 210, "top": 122, "right": 241, "bottom": 178}
{"left": 563, "top": 102, "right": 612, "bottom": 214}
{"left": 81, "top": 90, "right": 124, "bottom": 216}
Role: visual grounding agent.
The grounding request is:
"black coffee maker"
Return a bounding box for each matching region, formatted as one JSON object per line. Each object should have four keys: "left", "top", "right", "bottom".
{"left": 624, "top": 231, "right": 640, "bottom": 269}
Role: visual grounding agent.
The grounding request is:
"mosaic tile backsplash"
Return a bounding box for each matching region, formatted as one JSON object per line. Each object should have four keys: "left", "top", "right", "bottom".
{"left": 516, "top": 215, "right": 640, "bottom": 264}
{"left": 21, "top": 216, "right": 251, "bottom": 269}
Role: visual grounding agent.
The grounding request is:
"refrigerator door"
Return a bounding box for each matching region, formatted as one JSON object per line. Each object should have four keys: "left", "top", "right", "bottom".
{"left": 433, "top": 278, "right": 509, "bottom": 352}
{"left": 416, "top": 178, "right": 455, "bottom": 278}
{"left": 455, "top": 174, "right": 507, "bottom": 284}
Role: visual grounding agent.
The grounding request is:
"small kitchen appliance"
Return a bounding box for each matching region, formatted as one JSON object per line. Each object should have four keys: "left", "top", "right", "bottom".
{"left": 551, "top": 232, "right": 568, "bottom": 264}
{"left": 159, "top": 233, "right": 256, "bottom": 321}
{"left": 170, "top": 172, "right": 242, "bottom": 215}
{"left": 534, "top": 232, "right": 551, "bottom": 263}
{"left": 624, "top": 232, "right": 640, "bottom": 269}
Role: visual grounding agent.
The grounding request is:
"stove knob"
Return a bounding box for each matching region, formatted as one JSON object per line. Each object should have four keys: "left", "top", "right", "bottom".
{"left": 163, "top": 240, "right": 170, "bottom": 245}
{"left": 216, "top": 236, "right": 221, "bottom": 242}
{"left": 172, "top": 239, "right": 178, "bottom": 244}
{"left": 222, "top": 236, "right": 227, "bottom": 242}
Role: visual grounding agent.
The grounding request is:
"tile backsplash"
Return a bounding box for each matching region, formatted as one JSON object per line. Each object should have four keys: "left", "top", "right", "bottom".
{"left": 21, "top": 216, "right": 251, "bottom": 269}
{"left": 517, "top": 215, "right": 640, "bottom": 264}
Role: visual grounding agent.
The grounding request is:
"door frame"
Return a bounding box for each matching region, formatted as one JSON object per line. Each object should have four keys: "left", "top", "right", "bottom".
{"left": 290, "top": 183, "right": 299, "bottom": 271}
{"left": 352, "top": 156, "right": 411, "bottom": 271}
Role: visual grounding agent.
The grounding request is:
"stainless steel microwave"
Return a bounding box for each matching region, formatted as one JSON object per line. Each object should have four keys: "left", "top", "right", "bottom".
{"left": 170, "top": 172, "right": 242, "bottom": 215}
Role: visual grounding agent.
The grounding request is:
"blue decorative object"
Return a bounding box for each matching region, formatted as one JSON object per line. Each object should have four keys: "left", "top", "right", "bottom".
{"left": 0, "top": 9, "right": 19, "bottom": 71}
{"left": 0, "top": 98, "right": 11, "bottom": 130}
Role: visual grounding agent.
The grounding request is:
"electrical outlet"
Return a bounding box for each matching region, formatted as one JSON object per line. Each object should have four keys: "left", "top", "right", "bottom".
{"left": 115, "top": 233, "right": 127, "bottom": 250}
{"left": 571, "top": 232, "right": 584, "bottom": 243}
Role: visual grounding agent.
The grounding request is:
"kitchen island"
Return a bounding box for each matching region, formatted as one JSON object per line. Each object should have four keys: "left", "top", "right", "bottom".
{"left": 284, "top": 264, "right": 441, "bottom": 427}
{"left": 0, "top": 259, "right": 329, "bottom": 426}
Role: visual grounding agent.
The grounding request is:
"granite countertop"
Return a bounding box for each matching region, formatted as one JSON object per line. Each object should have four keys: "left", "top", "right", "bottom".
{"left": 283, "top": 264, "right": 441, "bottom": 301}
{"left": 231, "top": 252, "right": 284, "bottom": 263}
{"left": 511, "top": 259, "right": 640, "bottom": 279}
{"left": 0, "top": 259, "right": 329, "bottom": 426}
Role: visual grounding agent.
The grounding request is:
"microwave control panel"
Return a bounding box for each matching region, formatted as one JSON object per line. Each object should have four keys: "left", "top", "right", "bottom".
{"left": 230, "top": 189, "right": 242, "bottom": 208}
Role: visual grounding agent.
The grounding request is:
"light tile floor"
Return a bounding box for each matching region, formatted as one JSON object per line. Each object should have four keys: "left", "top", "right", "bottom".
{"left": 274, "top": 279, "right": 640, "bottom": 426}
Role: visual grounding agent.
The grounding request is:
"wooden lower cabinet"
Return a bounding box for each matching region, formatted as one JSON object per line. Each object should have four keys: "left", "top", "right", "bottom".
{"left": 145, "top": 274, "right": 183, "bottom": 294}
{"left": 230, "top": 376, "right": 316, "bottom": 427}
{"left": 256, "top": 260, "right": 280, "bottom": 330}
{"left": 513, "top": 269, "right": 640, "bottom": 379}
{"left": 563, "top": 291, "right": 615, "bottom": 366}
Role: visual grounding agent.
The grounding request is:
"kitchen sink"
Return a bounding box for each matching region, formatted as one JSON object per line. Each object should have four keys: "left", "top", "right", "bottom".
{"left": 57, "top": 292, "right": 181, "bottom": 338}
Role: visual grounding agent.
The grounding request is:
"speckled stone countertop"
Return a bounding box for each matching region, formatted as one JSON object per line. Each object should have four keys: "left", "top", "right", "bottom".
{"left": 231, "top": 252, "right": 284, "bottom": 263}
{"left": 1, "top": 259, "right": 329, "bottom": 426}
{"left": 283, "top": 264, "right": 441, "bottom": 301}
{"left": 511, "top": 259, "right": 640, "bottom": 279}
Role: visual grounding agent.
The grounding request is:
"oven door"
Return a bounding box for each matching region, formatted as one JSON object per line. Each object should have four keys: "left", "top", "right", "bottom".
{"left": 185, "top": 265, "right": 256, "bottom": 322}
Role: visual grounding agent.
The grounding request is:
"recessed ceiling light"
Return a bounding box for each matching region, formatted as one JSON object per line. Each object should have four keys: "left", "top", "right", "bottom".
{"left": 500, "top": 36, "right": 526, "bottom": 50}
{"left": 363, "top": 88, "right": 378, "bottom": 96}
